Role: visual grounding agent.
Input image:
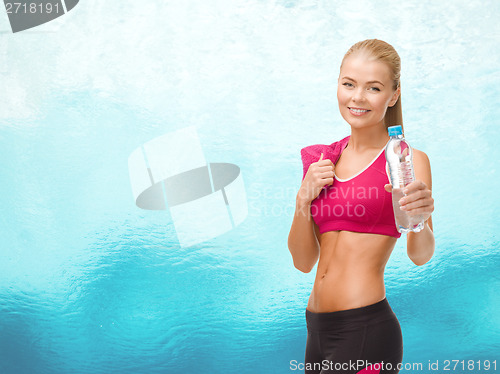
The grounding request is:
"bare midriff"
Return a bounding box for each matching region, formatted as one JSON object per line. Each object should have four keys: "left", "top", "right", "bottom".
{"left": 306, "top": 230, "right": 397, "bottom": 313}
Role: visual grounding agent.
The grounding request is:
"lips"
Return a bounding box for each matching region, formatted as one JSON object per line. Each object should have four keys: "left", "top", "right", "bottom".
{"left": 348, "top": 107, "right": 371, "bottom": 116}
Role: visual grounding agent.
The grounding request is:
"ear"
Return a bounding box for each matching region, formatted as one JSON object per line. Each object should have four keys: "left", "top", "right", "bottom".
{"left": 389, "top": 86, "right": 401, "bottom": 107}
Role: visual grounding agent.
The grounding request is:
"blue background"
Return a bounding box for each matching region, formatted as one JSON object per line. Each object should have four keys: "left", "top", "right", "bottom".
{"left": 0, "top": 0, "right": 499, "bottom": 373}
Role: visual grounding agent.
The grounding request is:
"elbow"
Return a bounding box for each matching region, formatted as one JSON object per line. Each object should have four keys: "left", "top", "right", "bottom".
{"left": 412, "top": 258, "right": 430, "bottom": 266}
{"left": 410, "top": 248, "right": 435, "bottom": 266}
{"left": 291, "top": 248, "right": 318, "bottom": 273}
{"left": 287, "top": 237, "right": 319, "bottom": 273}
{"left": 293, "top": 260, "right": 314, "bottom": 273}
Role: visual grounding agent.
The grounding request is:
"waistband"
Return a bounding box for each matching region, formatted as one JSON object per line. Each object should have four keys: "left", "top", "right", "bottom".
{"left": 305, "top": 298, "right": 396, "bottom": 331}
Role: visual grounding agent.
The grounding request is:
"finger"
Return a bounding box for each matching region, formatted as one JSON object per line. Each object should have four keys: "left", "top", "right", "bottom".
{"left": 400, "top": 189, "right": 432, "bottom": 206}
{"left": 323, "top": 158, "right": 335, "bottom": 166}
{"left": 402, "top": 180, "right": 418, "bottom": 194}
{"left": 404, "top": 206, "right": 433, "bottom": 217}
{"left": 317, "top": 165, "right": 335, "bottom": 172}
{"left": 319, "top": 171, "right": 335, "bottom": 179}
{"left": 318, "top": 153, "right": 323, "bottom": 162}
{"left": 324, "top": 177, "right": 334, "bottom": 186}
{"left": 400, "top": 197, "right": 434, "bottom": 211}
{"left": 403, "top": 180, "right": 426, "bottom": 194}
{"left": 316, "top": 154, "right": 334, "bottom": 166}
{"left": 400, "top": 189, "right": 426, "bottom": 204}
{"left": 384, "top": 184, "right": 393, "bottom": 193}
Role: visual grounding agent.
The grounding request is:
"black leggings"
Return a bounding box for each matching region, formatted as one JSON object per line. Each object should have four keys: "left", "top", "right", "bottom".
{"left": 305, "top": 298, "right": 403, "bottom": 374}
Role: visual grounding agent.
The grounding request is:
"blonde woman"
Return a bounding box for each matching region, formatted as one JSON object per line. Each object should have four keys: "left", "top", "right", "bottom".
{"left": 288, "top": 39, "right": 435, "bottom": 374}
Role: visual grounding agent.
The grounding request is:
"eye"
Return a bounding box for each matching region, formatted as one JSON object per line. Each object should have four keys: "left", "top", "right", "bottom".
{"left": 369, "top": 87, "right": 381, "bottom": 92}
{"left": 342, "top": 82, "right": 353, "bottom": 87}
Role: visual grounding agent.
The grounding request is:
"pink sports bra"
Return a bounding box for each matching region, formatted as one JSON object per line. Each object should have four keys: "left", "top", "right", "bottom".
{"left": 300, "top": 135, "right": 401, "bottom": 238}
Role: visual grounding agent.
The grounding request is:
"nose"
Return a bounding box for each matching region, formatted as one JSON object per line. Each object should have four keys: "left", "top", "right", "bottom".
{"left": 352, "top": 88, "right": 366, "bottom": 103}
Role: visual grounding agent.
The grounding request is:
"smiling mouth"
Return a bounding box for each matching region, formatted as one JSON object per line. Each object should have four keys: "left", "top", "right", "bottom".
{"left": 348, "top": 107, "right": 369, "bottom": 113}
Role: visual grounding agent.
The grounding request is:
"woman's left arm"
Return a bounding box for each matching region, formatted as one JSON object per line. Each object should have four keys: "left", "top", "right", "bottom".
{"left": 400, "top": 149, "right": 435, "bottom": 265}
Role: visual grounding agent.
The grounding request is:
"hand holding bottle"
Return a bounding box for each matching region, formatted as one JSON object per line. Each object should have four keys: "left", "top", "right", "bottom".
{"left": 385, "top": 125, "right": 426, "bottom": 233}
{"left": 384, "top": 181, "right": 433, "bottom": 223}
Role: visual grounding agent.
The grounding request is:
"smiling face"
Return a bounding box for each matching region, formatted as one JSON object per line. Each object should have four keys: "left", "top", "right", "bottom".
{"left": 337, "top": 53, "right": 400, "bottom": 130}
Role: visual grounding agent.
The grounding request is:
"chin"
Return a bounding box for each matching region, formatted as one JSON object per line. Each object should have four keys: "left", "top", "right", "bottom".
{"left": 345, "top": 120, "right": 382, "bottom": 130}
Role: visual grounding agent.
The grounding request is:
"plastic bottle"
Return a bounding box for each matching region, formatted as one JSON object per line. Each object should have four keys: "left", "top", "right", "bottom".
{"left": 385, "top": 125, "right": 424, "bottom": 233}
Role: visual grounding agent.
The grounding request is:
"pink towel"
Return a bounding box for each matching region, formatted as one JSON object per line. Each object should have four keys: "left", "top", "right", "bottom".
{"left": 300, "top": 135, "right": 350, "bottom": 180}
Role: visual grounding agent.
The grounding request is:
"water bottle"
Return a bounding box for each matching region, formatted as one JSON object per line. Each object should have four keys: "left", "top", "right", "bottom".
{"left": 385, "top": 125, "right": 424, "bottom": 233}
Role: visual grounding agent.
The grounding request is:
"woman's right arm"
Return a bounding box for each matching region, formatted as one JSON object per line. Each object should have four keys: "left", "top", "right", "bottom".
{"left": 288, "top": 152, "right": 334, "bottom": 273}
{"left": 287, "top": 196, "right": 321, "bottom": 273}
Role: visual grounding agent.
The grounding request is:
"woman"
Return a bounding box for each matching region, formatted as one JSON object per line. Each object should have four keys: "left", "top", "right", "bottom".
{"left": 287, "top": 39, "right": 435, "bottom": 374}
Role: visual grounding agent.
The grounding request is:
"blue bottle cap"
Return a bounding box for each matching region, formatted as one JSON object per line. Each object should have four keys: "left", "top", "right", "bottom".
{"left": 388, "top": 125, "right": 403, "bottom": 136}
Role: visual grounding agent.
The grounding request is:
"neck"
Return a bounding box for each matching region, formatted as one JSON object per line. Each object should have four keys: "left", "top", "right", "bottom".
{"left": 348, "top": 125, "right": 389, "bottom": 152}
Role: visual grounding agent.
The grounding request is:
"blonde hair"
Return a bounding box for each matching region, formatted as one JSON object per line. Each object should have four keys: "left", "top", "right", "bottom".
{"left": 340, "top": 39, "right": 403, "bottom": 132}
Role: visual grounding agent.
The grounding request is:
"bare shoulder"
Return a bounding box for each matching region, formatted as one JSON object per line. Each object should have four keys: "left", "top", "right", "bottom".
{"left": 413, "top": 148, "right": 432, "bottom": 174}
{"left": 413, "top": 148, "right": 430, "bottom": 164}
{"left": 412, "top": 148, "right": 432, "bottom": 187}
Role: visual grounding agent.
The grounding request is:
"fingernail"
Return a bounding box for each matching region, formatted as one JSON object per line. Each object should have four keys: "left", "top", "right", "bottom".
{"left": 399, "top": 198, "right": 404, "bottom": 205}
{"left": 403, "top": 189, "right": 409, "bottom": 194}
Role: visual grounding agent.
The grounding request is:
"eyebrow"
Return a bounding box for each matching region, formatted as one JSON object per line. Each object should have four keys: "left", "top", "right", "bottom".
{"left": 342, "top": 76, "right": 385, "bottom": 86}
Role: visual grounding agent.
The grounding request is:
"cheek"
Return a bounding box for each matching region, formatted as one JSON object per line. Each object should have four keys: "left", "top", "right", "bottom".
{"left": 337, "top": 88, "right": 348, "bottom": 103}
{"left": 373, "top": 96, "right": 392, "bottom": 110}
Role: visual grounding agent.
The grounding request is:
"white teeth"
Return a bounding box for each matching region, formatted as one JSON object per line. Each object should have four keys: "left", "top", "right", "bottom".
{"left": 350, "top": 108, "right": 369, "bottom": 113}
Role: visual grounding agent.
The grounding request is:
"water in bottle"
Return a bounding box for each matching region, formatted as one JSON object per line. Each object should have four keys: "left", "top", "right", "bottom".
{"left": 385, "top": 125, "right": 424, "bottom": 233}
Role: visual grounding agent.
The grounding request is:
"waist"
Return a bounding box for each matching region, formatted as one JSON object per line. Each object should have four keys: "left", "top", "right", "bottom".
{"left": 305, "top": 298, "right": 397, "bottom": 331}
{"left": 307, "top": 274, "right": 386, "bottom": 314}
{"left": 316, "top": 231, "right": 396, "bottom": 271}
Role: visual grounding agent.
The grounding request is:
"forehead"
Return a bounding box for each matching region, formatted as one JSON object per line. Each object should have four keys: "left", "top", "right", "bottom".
{"left": 340, "top": 54, "right": 392, "bottom": 82}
